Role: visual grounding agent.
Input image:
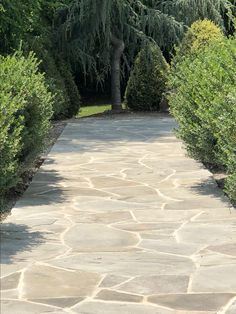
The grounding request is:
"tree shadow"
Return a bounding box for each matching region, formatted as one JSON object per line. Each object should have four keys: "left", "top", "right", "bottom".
{"left": 0, "top": 223, "right": 45, "bottom": 264}
{"left": 189, "top": 177, "right": 236, "bottom": 209}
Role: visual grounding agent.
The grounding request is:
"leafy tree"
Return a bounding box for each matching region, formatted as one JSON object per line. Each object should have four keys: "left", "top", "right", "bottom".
{"left": 57, "top": 0, "right": 233, "bottom": 110}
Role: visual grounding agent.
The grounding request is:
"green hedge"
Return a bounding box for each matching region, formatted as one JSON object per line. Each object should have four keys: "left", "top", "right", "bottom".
{"left": 0, "top": 51, "right": 53, "bottom": 196}
{"left": 125, "top": 43, "right": 169, "bottom": 111}
{"left": 168, "top": 37, "right": 236, "bottom": 203}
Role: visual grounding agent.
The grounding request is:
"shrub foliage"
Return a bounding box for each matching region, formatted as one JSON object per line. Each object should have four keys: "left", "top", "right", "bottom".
{"left": 178, "top": 19, "right": 224, "bottom": 56}
{"left": 0, "top": 52, "right": 53, "bottom": 196}
{"left": 168, "top": 36, "right": 236, "bottom": 203}
{"left": 125, "top": 43, "right": 169, "bottom": 111}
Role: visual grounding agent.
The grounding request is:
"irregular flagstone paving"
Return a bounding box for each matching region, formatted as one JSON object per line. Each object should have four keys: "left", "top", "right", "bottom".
{"left": 1, "top": 115, "right": 236, "bottom": 314}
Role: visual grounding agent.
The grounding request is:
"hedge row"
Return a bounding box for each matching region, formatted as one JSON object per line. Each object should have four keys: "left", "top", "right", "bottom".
{"left": 168, "top": 24, "right": 236, "bottom": 203}
{"left": 0, "top": 52, "right": 53, "bottom": 197}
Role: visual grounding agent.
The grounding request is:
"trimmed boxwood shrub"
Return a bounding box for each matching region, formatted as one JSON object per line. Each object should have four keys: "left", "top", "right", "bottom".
{"left": 125, "top": 43, "right": 169, "bottom": 111}
{"left": 0, "top": 51, "right": 53, "bottom": 196}
{"left": 168, "top": 37, "right": 236, "bottom": 203}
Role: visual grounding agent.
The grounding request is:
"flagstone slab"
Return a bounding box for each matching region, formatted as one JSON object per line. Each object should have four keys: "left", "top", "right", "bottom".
{"left": 177, "top": 221, "right": 236, "bottom": 245}
{"left": 139, "top": 239, "right": 201, "bottom": 256}
{"left": 70, "top": 210, "right": 132, "bottom": 224}
{"left": 99, "top": 274, "right": 129, "bottom": 288}
{"left": 73, "top": 301, "right": 174, "bottom": 314}
{"left": 50, "top": 251, "right": 195, "bottom": 276}
{"left": 206, "top": 243, "right": 236, "bottom": 256}
{"left": 95, "top": 289, "right": 143, "bottom": 302}
{"left": 22, "top": 265, "right": 101, "bottom": 299}
{"left": 148, "top": 293, "right": 235, "bottom": 311}
{"left": 0, "top": 272, "right": 21, "bottom": 290}
{"left": 1, "top": 300, "right": 62, "bottom": 314}
{"left": 29, "top": 297, "right": 84, "bottom": 308}
{"left": 132, "top": 209, "right": 201, "bottom": 222}
{"left": 191, "top": 264, "right": 236, "bottom": 292}
{"left": 64, "top": 224, "right": 139, "bottom": 252}
{"left": 118, "top": 275, "right": 189, "bottom": 295}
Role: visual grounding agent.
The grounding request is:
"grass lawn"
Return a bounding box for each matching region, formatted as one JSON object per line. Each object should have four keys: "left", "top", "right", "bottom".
{"left": 77, "top": 104, "right": 111, "bottom": 118}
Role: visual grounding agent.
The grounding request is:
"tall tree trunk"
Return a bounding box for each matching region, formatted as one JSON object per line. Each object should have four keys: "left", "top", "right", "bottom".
{"left": 111, "top": 35, "right": 125, "bottom": 111}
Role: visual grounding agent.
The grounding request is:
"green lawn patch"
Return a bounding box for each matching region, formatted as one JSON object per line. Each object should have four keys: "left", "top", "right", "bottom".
{"left": 77, "top": 105, "right": 111, "bottom": 118}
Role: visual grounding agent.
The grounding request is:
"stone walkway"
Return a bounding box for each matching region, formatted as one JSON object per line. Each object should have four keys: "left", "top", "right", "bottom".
{"left": 1, "top": 115, "right": 236, "bottom": 314}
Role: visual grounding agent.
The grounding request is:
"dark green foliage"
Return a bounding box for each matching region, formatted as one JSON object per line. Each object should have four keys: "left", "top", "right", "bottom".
{"left": 168, "top": 37, "right": 236, "bottom": 203}
{"left": 125, "top": 44, "right": 169, "bottom": 111}
{"left": 58, "top": 60, "right": 81, "bottom": 117}
{"left": 58, "top": 0, "right": 233, "bottom": 79}
{"left": 0, "top": 0, "right": 41, "bottom": 53}
{"left": 0, "top": 52, "right": 53, "bottom": 196}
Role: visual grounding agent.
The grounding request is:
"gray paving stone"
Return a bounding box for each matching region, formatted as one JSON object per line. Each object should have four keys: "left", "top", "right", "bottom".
{"left": 95, "top": 289, "right": 143, "bottom": 302}
{"left": 64, "top": 224, "right": 139, "bottom": 252}
{"left": 191, "top": 264, "right": 236, "bottom": 292}
{"left": 99, "top": 274, "right": 129, "bottom": 288}
{"left": 73, "top": 301, "right": 174, "bottom": 314}
{"left": 29, "top": 297, "right": 84, "bottom": 308}
{"left": 118, "top": 275, "right": 189, "bottom": 295}
{"left": 148, "top": 293, "right": 235, "bottom": 311}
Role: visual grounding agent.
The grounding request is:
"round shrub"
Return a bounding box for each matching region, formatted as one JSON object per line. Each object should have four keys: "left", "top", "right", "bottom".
{"left": 0, "top": 51, "right": 53, "bottom": 195}
{"left": 177, "top": 19, "right": 224, "bottom": 56}
{"left": 125, "top": 43, "right": 169, "bottom": 111}
{"left": 168, "top": 37, "right": 236, "bottom": 203}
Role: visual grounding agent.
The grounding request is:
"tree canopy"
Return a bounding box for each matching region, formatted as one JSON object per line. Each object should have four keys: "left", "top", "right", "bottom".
{"left": 56, "top": 0, "right": 234, "bottom": 109}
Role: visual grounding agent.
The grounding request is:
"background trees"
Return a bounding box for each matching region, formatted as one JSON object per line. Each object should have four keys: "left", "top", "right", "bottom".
{"left": 56, "top": 0, "right": 233, "bottom": 110}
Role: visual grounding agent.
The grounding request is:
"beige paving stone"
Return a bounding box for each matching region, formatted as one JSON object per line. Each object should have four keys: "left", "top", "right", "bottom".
{"left": 207, "top": 243, "right": 236, "bottom": 256}
{"left": 191, "top": 264, "right": 236, "bottom": 292}
{"left": 29, "top": 297, "right": 84, "bottom": 308}
{"left": 165, "top": 198, "right": 231, "bottom": 210}
{"left": 132, "top": 210, "right": 201, "bottom": 222}
{"left": 177, "top": 221, "right": 236, "bottom": 245}
{"left": 193, "top": 251, "right": 236, "bottom": 267}
{"left": 139, "top": 239, "right": 201, "bottom": 256}
{"left": 22, "top": 264, "right": 101, "bottom": 299}
{"left": 50, "top": 251, "right": 195, "bottom": 276}
{"left": 91, "top": 176, "right": 139, "bottom": 188}
{"left": 192, "top": 208, "right": 236, "bottom": 221}
{"left": 148, "top": 293, "right": 235, "bottom": 311}
{"left": 73, "top": 301, "right": 174, "bottom": 314}
{"left": 71, "top": 211, "right": 132, "bottom": 224}
{"left": 1, "top": 300, "right": 62, "bottom": 314}
{"left": 0, "top": 289, "right": 18, "bottom": 299}
{"left": 0, "top": 272, "right": 21, "bottom": 290}
{"left": 64, "top": 224, "right": 139, "bottom": 252}
{"left": 118, "top": 275, "right": 189, "bottom": 295}
{"left": 73, "top": 198, "right": 161, "bottom": 211}
{"left": 95, "top": 289, "right": 143, "bottom": 302}
{"left": 113, "top": 222, "right": 182, "bottom": 232}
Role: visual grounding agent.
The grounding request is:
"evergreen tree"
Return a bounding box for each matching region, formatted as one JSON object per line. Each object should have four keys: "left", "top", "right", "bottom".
{"left": 56, "top": 0, "right": 234, "bottom": 110}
